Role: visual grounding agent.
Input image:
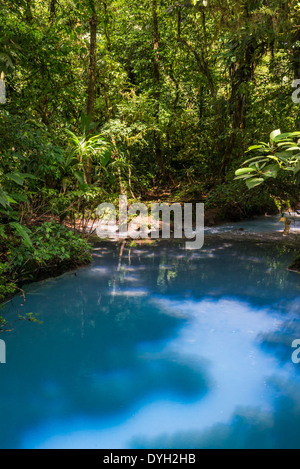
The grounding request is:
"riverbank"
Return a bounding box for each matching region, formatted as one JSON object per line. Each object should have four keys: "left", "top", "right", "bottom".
{"left": 88, "top": 212, "right": 300, "bottom": 272}
{"left": 3, "top": 213, "right": 299, "bottom": 312}
{"left": 0, "top": 222, "right": 93, "bottom": 312}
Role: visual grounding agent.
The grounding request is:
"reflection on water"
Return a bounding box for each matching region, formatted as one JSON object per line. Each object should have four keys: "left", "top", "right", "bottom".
{"left": 204, "top": 214, "right": 300, "bottom": 235}
{"left": 0, "top": 239, "right": 299, "bottom": 449}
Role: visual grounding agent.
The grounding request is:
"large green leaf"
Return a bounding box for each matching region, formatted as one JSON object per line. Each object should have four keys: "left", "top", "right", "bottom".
{"left": 275, "top": 132, "right": 300, "bottom": 140}
{"left": 10, "top": 193, "right": 28, "bottom": 203}
{"left": 246, "top": 144, "right": 268, "bottom": 152}
{"left": 6, "top": 173, "right": 25, "bottom": 186}
{"left": 270, "top": 129, "right": 281, "bottom": 142}
{"left": 235, "top": 167, "right": 256, "bottom": 176}
{"left": 246, "top": 178, "right": 265, "bottom": 190}
{"left": 244, "top": 156, "right": 268, "bottom": 165}
{"left": 74, "top": 171, "right": 85, "bottom": 184}
{"left": 6, "top": 172, "right": 36, "bottom": 186}
{"left": 7, "top": 195, "right": 18, "bottom": 204}
{"left": 0, "top": 187, "right": 10, "bottom": 208}
{"left": 99, "top": 148, "right": 113, "bottom": 167}
{"left": 261, "top": 164, "right": 279, "bottom": 178}
{"left": 9, "top": 222, "right": 33, "bottom": 248}
{"left": 235, "top": 174, "right": 258, "bottom": 181}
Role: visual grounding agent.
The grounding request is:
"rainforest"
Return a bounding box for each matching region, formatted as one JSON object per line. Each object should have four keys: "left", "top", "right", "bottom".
{"left": 0, "top": 0, "right": 300, "bottom": 451}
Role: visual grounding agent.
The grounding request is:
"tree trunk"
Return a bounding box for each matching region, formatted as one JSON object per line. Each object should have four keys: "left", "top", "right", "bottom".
{"left": 152, "top": 0, "right": 164, "bottom": 178}
{"left": 25, "top": 0, "right": 33, "bottom": 23}
{"left": 49, "top": 0, "right": 56, "bottom": 22}
{"left": 226, "top": 39, "right": 264, "bottom": 165}
{"left": 87, "top": 3, "right": 97, "bottom": 120}
{"left": 86, "top": 0, "right": 98, "bottom": 184}
{"left": 291, "top": 29, "right": 300, "bottom": 79}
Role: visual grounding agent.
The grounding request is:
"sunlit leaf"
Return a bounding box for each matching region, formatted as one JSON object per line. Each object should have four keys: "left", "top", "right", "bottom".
{"left": 270, "top": 129, "right": 281, "bottom": 142}
{"left": 246, "top": 178, "right": 265, "bottom": 189}
{"left": 235, "top": 167, "right": 256, "bottom": 176}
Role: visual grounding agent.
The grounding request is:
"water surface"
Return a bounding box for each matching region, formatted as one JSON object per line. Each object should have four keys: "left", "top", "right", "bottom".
{"left": 1, "top": 236, "right": 299, "bottom": 449}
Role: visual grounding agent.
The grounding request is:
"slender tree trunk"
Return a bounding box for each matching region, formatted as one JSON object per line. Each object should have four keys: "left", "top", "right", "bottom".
{"left": 103, "top": 2, "right": 111, "bottom": 52}
{"left": 177, "top": 34, "right": 226, "bottom": 175}
{"left": 152, "top": 0, "right": 164, "bottom": 178}
{"left": 229, "top": 44, "right": 256, "bottom": 131}
{"left": 152, "top": 0, "right": 159, "bottom": 89}
{"left": 223, "top": 5, "right": 265, "bottom": 172}
{"left": 87, "top": 2, "right": 97, "bottom": 120}
{"left": 25, "top": 0, "right": 33, "bottom": 23}
{"left": 102, "top": 2, "right": 112, "bottom": 119}
{"left": 86, "top": 0, "right": 98, "bottom": 184}
{"left": 177, "top": 6, "right": 181, "bottom": 38}
{"left": 291, "top": 30, "right": 300, "bottom": 79}
{"left": 49, "top": 0, "right": 56, "bottom": 22}
{"left": 226, "top": 40, "right": 264, "bottom": 165}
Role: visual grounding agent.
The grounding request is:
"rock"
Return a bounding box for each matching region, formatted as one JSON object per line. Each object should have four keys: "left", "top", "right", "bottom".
{"left": 288, "top": 255, "right": 300, "bottom": 273}
{"left": 204, "top": 209, "right": 223, "bottom": 227}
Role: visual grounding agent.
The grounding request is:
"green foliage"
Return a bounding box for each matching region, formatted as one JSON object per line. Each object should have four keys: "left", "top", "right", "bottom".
{"left": 10, "top": 221, "right": 92, "bottom": 278}
{"left": 0, "top": 0, "right": 299, "bottom": 315}
{"left": 65, "top": 121, "right": 112, "bottom": 184}
{"left": 0, "top": 218, "right": 91, "bottom": 311}
{"left": 235, "top": 130, "right": 300, "bottom": 190}
{"left": 2, "top": 0, "right": 300, "bottom": 195}
{"left": 0, "top": 263, "right": 16, "bottom": 304}
{"left": 65, "top": 128, "right": 112, "bottom": 168}
{"left": 206, "top": 180, "right": 278, "bottom": 220}
{"left": 18, "top": 312, "right": 43, "bottom": 325}
{"left": 9, "top": 222, "right": 33, "bottom": 248}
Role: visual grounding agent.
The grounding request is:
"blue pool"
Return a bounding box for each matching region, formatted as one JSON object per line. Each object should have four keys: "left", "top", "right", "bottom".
{"left": 0, "top": 233, "right": 299, "bottom": 449}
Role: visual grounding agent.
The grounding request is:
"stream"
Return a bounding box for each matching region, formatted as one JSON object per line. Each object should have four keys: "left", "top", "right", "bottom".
{"left": 0, "top": 215, "right": 299, "bottom": 449}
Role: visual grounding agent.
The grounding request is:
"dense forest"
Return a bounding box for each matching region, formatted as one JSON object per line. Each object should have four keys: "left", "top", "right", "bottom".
{"left": 0, "top": 0, "right": 299, "bottom": 311}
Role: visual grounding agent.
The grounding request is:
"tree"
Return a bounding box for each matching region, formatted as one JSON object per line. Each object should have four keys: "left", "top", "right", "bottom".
{"left": 152, "top": 0, "right": 164, "bottom": 178}
{"left": 65, "top": 114, "right": 112, "bottom": 185}
{"left": 87, "top": 0, "right": 98, "bottom": 121}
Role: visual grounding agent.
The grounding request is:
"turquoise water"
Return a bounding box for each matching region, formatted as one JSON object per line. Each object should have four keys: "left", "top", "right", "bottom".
{"left": 0, "top": 236, "right": 300, "bottom": 449}
{"left": 204, "top": 214, "right": 300, "bottom": 234}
